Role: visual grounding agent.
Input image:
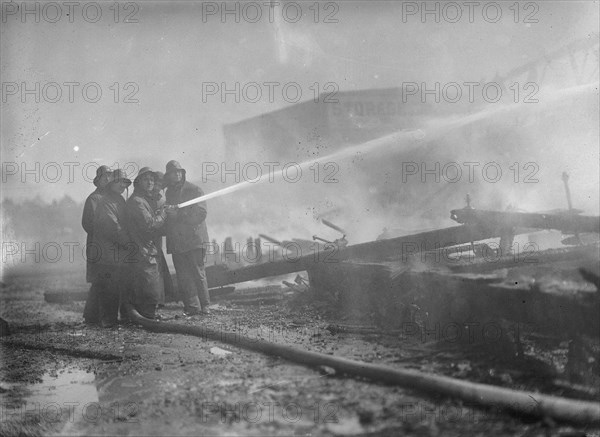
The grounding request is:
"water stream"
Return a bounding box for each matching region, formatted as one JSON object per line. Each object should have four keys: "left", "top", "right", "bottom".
{"left": 178, "top": 82, "right": 598, "bottom": 208}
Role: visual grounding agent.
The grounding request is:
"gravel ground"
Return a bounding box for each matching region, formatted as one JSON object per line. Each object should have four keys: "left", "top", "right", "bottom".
{"left": 1, "top": 270, "right": 598, "bottom": 436}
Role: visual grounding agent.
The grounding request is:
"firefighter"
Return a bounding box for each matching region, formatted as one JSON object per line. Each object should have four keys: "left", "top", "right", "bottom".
{"left": 92, "top": 169, "right": 132, "bottom": 327}
{"left": 81, "top": 165, "right": 112, "bottom": 325}
{"left": 164, "top": 160, "right": 211, "bottom": 316}
{"left": 126, "top": 167, "right": 167, "bottom": 320}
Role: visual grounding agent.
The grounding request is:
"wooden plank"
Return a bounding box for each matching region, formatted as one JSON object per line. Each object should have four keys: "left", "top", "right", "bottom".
{"left": 207, "top": 225, "right": 502, "bottom": 287}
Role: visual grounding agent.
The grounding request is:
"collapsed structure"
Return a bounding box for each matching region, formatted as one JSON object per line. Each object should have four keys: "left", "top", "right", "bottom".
{"left": 212, "top": 37, "right": 600, "bottom": 377}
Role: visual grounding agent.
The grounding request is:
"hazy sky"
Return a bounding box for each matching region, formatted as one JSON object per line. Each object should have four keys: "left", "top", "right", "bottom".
{"left": 1, "top": 1, "right": 598, "bottom": 213}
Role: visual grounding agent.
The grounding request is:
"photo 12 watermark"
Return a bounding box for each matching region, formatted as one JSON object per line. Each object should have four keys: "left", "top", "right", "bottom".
{"left": 1, "top": 161, "right": 142, "bottom": 184}
{"left": 201, "top": 81, "right": 339, "bottom": 104}
{"left": 2, "top": 82, "right": 140, "bottom": 104}
{"left": 397, "top": 401, "right": 516, "bottom": 423}
{"left": 398, "top": 82, "right": 539, "bottom": 104}
{"left": 400, "top": 2, "right": 539, "bottom": 24}
{"left": 200, "top": 1, "right": 339, "bottom": 24}
{"left": 196, "top": 401, "right": 339, "bottom": 424}
{"left": 16, "top": 322, "right": 128, "bottom": 343}
{"left": 1, "top": 2, "right": 140, "bottom": 23}
{"left": 0, "top": 401, "right": 139, "bottom": 424}
{"left": 398, "top": 240, "right": 541, "bottom": 264}
{"left": 398, "top": 321, "right": 514, "bottom": 344}
{"left": 201, "top": 161, "right": 339, "bottom": 184}
{"left": 401, "top": 161, "right": 540, "bottom": 184}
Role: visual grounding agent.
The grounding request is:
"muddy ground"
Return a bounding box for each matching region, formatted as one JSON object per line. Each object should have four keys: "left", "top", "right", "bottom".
{"left": 1, "top": 269, "right": 598, "bottom": 436}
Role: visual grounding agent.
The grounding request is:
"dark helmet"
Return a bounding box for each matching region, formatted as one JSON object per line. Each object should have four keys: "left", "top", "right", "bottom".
{"left": 134, "top": 166, "right": 157, "bottom": 184}
{"left": 93, "top": 165, "right": 112, "bottom": 187}
{"left": 165, "top": 160, "right": 186, "bottom": 177}
{"left": 108, "top": 168, "right": 132, "bottom": 187}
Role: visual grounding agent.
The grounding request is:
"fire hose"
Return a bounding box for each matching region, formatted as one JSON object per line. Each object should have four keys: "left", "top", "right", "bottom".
{"left": 128, "top": 308, "right": 599, "bottom": 426}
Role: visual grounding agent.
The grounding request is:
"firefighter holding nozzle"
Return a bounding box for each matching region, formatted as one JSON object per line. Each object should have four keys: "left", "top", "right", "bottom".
{"left": 163, "top": 160, "right": 212, "bottom": 316}
{"left": 125, "top": 167, "right": 169, "bottom": 320}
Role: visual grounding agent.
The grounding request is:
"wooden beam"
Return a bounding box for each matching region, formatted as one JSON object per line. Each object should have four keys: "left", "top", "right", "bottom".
{"left": 207, "top": 225, "right": 500, "bottom": 287}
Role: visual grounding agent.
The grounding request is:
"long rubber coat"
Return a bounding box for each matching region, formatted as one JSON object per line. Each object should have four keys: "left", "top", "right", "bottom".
{"left": 126, "top": 188, "right": 166, "bottom": 316}
{"left": 92, "top": 190, "right": 132, "bottom": 325}
{"left": 81, "top": 187, "right": 104, "bottom": 282}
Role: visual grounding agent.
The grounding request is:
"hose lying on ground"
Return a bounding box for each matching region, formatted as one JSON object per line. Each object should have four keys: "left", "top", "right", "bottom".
{"left": 128, "top": 309, "right": 600, "bottom": 426}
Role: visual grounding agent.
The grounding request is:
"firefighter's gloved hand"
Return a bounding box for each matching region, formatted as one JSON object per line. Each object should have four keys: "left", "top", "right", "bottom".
{"left": 164, "top": 205, "right": 178, "bottom": 217}
{"left": 157, "top": 207, "right": 167, "bottom": 221}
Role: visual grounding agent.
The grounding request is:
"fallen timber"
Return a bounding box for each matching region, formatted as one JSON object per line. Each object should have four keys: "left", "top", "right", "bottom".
{"left": 128, "top": 308, "right": 600, "bottom": 426}
{"left": 204, "top": 216, "right": 599, "bottom": 338}
{"left": 206, "top": 224, "right": 502, "bottom": 288}
{"left": 293, "top": 207, "right": 599, "bottom": 342}
{"left": 207, "top": 208, "right": 599, "bottom": 288}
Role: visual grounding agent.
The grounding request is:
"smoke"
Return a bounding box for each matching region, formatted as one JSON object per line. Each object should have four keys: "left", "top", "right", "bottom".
{"left": 2, "top": 3, "right": 597, "bottom": 258}
{"left": 201, "top": 79, "right": 599, "bottom": 249}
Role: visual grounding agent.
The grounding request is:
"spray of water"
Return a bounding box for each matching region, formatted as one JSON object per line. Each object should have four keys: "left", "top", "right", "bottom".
{"left": 178, "top": 82, "right": 598, "bottom": 209}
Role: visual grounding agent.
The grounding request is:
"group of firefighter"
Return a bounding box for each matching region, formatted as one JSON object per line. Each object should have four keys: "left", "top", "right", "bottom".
{"left": 82, "top": 160, "right": 211, "bottom": 328}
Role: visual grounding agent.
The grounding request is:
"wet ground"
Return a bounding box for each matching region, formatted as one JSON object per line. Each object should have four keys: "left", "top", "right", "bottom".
{"left": 1, "top": 270, "right": 599, "bottom": 436}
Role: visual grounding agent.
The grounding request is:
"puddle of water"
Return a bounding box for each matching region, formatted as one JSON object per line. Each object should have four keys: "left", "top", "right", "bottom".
{"left": 2, "top": 366, "right": 100, "bottom": 434}
{"left": 27, "top": 366, "right": 98, "bottom": 405}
